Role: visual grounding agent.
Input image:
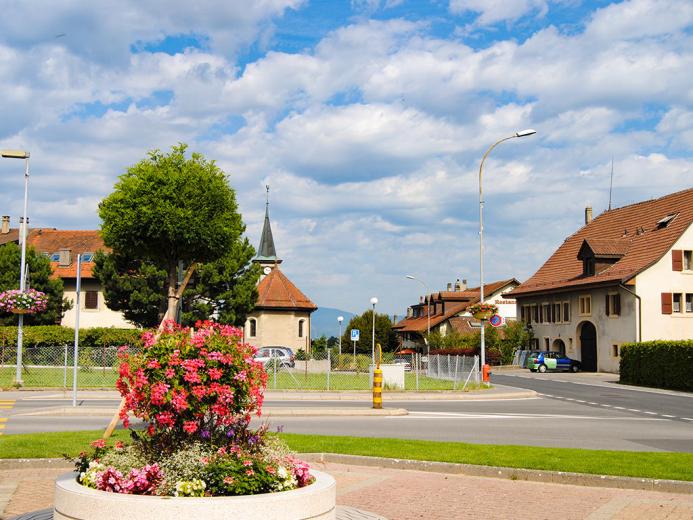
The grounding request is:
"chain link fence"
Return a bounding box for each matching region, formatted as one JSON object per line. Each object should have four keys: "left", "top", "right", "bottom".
{"left": 0, "top": 344, "right": 481, "bottom": 392}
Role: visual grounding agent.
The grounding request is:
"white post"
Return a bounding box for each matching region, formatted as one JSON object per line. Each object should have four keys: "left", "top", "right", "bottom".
{"left": 15, "top": 157, "right": 30, "bottom": 385}
{"left": 63, "top": 344, "right": 68, "bottom": 388}
{"left": 326, "top": 348, "right": 331, "bottom": 391}
{"left": 72, "top": 254, "right": 82, "bottom": 407}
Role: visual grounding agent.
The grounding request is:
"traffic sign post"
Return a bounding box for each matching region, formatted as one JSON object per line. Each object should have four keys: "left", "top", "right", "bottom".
{"left": 350, "top": 329, "right": 360, "bottom": 342}
{"left": 489, "top": 314, "right": 504, "bottom": 328}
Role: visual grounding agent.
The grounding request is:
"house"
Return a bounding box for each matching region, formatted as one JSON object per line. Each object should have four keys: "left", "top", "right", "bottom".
{"left": 509, "top": 188, "right": 693, "bottom": 373}
{"left": 393, "top": 278, "right": 520, "bottom": 351}
{"left": 243, "top": 191, "right": 317, "bottom": 352}
{"left": 0, "top": 217, "right": 133, "bottom": 328}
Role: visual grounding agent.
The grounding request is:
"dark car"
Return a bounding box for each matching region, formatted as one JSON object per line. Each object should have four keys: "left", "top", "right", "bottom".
{"left": 526, "top": 351, "right": 581, "bottom": 373}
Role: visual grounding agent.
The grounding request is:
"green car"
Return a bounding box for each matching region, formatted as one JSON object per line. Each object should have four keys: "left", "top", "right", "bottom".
{"left": 525, "top": 351, "right": 581, "bottom": 373}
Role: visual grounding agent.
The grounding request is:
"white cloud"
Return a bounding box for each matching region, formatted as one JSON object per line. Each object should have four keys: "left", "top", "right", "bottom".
{"left": 449, "top": 0, "right": 549, "bottom": 25}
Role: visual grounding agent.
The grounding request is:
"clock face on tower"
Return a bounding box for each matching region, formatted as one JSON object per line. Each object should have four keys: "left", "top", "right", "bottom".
{"left": 263, "top": 266, "right": 272, "bottom": 274}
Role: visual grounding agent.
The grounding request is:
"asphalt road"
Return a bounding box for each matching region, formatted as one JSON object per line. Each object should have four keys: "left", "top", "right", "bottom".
{"left": 1, "top": 374, "right": 691, "bottom": 452}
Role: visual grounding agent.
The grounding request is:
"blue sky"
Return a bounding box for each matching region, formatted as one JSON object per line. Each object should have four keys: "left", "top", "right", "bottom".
{"left": 0, "top": 0, "right": 691, "bottom": 315}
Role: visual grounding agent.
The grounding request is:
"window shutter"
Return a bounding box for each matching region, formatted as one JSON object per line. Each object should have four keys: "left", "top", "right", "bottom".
{"left": 85, "top": 291, "right": 98, "bottom": 309}
{"left": 605, "top": 294, "right": 610, "bottom": 316}
{"left": 661, "top": 292, "right": 672, "bottom": 314}
{"left": 615, "top": 294, "right": 621, "bottom": 315}
{"left": 672, "top": 250, "right": 683, "bottom": 271}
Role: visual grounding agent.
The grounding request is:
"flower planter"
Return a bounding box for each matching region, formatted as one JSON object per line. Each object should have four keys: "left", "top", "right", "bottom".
{"left": 54, "top": 469, "right": 336, "bottom": 520}
{"left": 472, "top": 311, "right": 494, "bottom": 320}
{"left": 10, "top": 307, "right": 30, "bottom": 314}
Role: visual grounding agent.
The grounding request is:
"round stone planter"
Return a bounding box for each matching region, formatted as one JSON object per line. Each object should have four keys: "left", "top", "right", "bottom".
{"left": 54, "top": 469, "right": 336, "bottom": 520}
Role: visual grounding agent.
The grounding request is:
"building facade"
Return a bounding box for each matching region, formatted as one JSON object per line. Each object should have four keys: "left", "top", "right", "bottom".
{"left": 243, "top": 190, "right": 317, "bottom": 352}
{"left": 510, "top": 188, "right": 693, "bottom": 373}
{"left": 393, "top": 278, "right": 519, "bottom": 351}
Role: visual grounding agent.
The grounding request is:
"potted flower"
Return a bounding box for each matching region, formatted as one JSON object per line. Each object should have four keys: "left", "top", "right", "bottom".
{"left": 468, "top": 302, "right": 498, "bottom": 321}
{"left": 56, "top": 321, "right": 335, "bottom": 520}
{"left": 0, "top": 288, "right": 48, "bottom": 315}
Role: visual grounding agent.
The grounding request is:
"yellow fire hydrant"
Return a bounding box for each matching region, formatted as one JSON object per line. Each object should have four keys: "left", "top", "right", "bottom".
{"left": 372, "top": 343, "right": 382, "bottom": 409}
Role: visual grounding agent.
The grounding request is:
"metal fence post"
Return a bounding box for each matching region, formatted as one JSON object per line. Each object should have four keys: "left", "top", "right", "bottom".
{"left": 273, "top": 357, "right": 277, "bottom": 390}
{"left": 326, "top": 348, "right": 331, "bottom": 391}
{"left": 63, "top": 344, "right": 68, "bottom": 389}
{"left": 415, "top": 353, "right": 419, "bottom": 391}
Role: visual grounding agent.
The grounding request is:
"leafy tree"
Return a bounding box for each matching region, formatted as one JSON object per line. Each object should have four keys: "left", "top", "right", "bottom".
{"left": 311, "top": 335, "right": 328, "bottom": 353}
{"left": 96, "top": 144, "right": 258, "bottom": 326}
{"left": 0, "top": 243, "right": 69, "bottom": 325}
{"left": 340, "top": 310, "right": 398, "bottom": 354}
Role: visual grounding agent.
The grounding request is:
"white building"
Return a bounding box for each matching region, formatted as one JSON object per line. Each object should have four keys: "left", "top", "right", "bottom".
{"left": 510, "top": 188, "right": 693, "bottom": 373}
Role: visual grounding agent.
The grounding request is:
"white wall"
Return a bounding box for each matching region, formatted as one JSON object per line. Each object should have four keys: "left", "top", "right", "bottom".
{"left": 635, "top": 223, "right": 693, "bottom": 341}
{"left": 61, "top": 279, "right": 135, "bottom": 329}
{"left": 245, "top": 309, "right": 313, "bottom": 352}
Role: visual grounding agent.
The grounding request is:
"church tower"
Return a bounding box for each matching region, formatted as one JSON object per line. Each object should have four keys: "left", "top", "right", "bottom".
{"left": 245, "top": 186, "right": 317, "bottom": 352}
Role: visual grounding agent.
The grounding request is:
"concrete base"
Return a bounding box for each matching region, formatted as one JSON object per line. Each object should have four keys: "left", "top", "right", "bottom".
{"left": 54, "top": 470, "right": 336, "bottom": 520}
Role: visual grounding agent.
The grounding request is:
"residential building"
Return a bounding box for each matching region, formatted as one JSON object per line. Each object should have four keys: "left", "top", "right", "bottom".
{"left": 243, "top": 192, "right": 317, "bottom": 352}
{"left": 509, "top": 188, "right": 693, "bottom": 373}
{"left": 0, "top": 219, "right": 133, "bottom": 328}
{"left": 393, "top": 278, "right": 519, "bottom": 351}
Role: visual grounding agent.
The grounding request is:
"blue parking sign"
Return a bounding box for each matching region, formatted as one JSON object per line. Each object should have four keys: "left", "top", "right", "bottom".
{"left": 350, "top": 329, "right": 360, "bottom": 341}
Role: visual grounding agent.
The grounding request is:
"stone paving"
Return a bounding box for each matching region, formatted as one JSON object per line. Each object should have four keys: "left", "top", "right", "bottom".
{"left": 2, "top": 461, "right": 693, "bottom": 519}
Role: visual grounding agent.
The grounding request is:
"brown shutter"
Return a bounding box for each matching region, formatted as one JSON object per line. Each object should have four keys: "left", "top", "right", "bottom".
{"left": 672, "top": 250, "right": 683, "bottom": 271}
{"left": 615, "top": 294, "right": 621, "bottom": 315}
{"left": 605, "top": 294, "right": 610, "bottom": 316}
{"left": 85, "top": 291, "right": 98, "bottom": 309}
{"left": 661, "top": 292, "right": 672, "bottom": 314}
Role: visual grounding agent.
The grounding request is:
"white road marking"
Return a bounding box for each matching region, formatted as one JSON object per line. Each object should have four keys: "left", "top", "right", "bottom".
{"left": 627, "top": 409, "right": 640, "bottom": 412}
{"left": 613, "top": 406, "right": 625, "bottom": 410}
{"left": 575, "top": 400, "right": 586, "bottom": 403}
{"left": 643, "top": 411, "right": 658, "bottom": 415}
{"left": 388, "top": 412, "right": 666, "bottom": 421}
{"left": 565, "top": 398, "right": 575, "bottom": 401}
{"left": 601, "top": 404, "right": 611, "bottom": 407}
{"left": 661, "top": 414, "right": 676, "bottom": 418}
{"left": 682, "top": 418, "right": 693, "bottom": 421}
{"left": 588, "top": 402, "right": 599, "bottom": 405}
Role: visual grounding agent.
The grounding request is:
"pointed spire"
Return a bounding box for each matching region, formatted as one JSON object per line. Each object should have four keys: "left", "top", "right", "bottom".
{"left": 255, "top": 185, "right": 280, "bottom": 263}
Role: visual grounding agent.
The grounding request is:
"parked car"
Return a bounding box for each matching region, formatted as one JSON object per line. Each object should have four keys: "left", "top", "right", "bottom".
{"left": 526, "top": 351, "right": 581, "bottom": 373}
{"left": 392, "top": 357, "right": 412, "bottom": 371}
{"left": 254, "top": 346, "right": 295, "bottom": 368}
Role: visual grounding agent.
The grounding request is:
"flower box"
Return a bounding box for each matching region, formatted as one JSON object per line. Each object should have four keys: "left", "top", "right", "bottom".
{"left": 468, "top": 303, "right": 498, "bottom": 321}
{"left": 54, "top": 470, "right": 336, "bottom": 520}
{"left": 10, "top": 307, "right": 30, "bottom": 315}
{"left": 0, "top": 288, "right": 48, "bottom": 315}
{"left": 471, "top": 310, "right": 494, "bottom": 320}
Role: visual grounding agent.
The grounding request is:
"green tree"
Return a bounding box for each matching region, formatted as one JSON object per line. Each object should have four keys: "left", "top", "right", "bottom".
{"left": 96, "top": 144, "right": 258, "bottom": 326}
{"left": 0, "top": 243, "right": 69, "bottom": 325}
{"left": 340, "top": 310, "right": 398, "bottom": 354}
{"left": 498, "top": 320, "right": 530, "bottom": 364}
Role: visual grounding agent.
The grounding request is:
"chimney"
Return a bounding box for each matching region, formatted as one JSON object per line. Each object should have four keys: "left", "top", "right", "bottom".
{"left": 419, "top": 296, "right": 424, "bottom": 304}
{"left": 446, "top": 282, "right": 453, "bottom": 291}
{"left": 58, "top": 248, "right": 72, "bottom": 267}
{"left": 407, "top": 307, "right": 413, "bottom": 318}
{"left": 455, "top": 278, "right": 467, "bottom": 291}
{"left": 1, "top": 216, "right": 9, "bottom": 234}
{"left": 585, "top": 206, "right": 593, "bottom": 225}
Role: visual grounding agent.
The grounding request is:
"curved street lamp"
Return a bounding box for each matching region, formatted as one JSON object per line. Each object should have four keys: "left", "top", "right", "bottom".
{"left": 1, "top": 149, "right": 30, "bottom": 386}
{"left": 405, "top": 274, "right": 430, "bottom": 354}
{"left": 478, "top": 129, "right": 536, "bottom": 376}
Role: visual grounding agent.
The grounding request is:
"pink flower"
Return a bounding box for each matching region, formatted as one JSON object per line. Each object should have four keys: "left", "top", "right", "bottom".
{"left": 223, "top": 476, "right": 234, "bottom": 485}
{"left": 165, "top": 367, "right": 175, "bottom": 379}
{"left": 90, "top": 439, "right": 106, "bottom": 449}
{"left": 115, "top": 441, "right": 125, "bottom": 450}
{"left": 191, "top": 385, "right": 207, "bottom": 399}
{"left": 242, "top": 460, "right": 252, "bottom": 467}
{"left": 146, "top": 359, "right": 161, "bottom": 369}
{"left": 245, "top": 469, "right": 255, "bottom": 476}
{"left": 149, "top": 382, "right": 169, "bottom": 405}
{"left": 183, "top": 421, "right": 198, "bottom": 434}
{"left": 208, "top": 367, "right": 223, "bottom": 380}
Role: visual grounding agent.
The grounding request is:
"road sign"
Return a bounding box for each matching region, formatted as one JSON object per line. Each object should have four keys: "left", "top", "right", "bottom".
{"left": 489, "top": 314, "right": 504, "bottom": 327}
{"left": 350, "top": 329, "right": 360, "bottom": 341}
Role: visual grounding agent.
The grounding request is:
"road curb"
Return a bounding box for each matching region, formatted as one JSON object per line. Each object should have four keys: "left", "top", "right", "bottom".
{"left": 13, "top": 406, "right": 409, "bottom": 417}
{"left": 301, "top": 453, "right": 693, "bottom": 495}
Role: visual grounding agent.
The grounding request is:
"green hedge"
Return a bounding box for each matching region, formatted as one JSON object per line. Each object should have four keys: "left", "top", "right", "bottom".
{"left": 0, "top": 325, "right": 142, "bottom": 349}
{"left": 619, "top": 340, "right": 693, "bottom": 391}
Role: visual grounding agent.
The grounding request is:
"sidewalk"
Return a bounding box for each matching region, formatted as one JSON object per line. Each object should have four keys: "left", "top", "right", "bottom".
{"left": 1, "top": 458, "right": 692, "bottom": 520}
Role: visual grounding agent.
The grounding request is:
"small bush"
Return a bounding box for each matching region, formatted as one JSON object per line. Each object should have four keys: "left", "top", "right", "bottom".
{"left": 620, "top": 340, "right": 693, "bottom": 391}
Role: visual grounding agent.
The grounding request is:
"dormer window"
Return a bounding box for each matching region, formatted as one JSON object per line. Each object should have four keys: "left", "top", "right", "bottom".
{"left": 583, "top": 257, "right": 595, "bottom": 276}
{"left": 656, "top": 213, "right": 678, "bottom": 229}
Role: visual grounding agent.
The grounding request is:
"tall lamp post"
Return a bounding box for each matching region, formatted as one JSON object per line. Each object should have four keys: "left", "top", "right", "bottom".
{"left": 1, "top": 149, "right": 31, "bottom": 386}
{"left": 478, "top": 129, "right": 536, "bottom": 374}
{"left": 337, "top": 315, "right": 344, "bottom": 355}
{"left": 370, "top": 297, "right": 378, "bottom": 367}
{"left": 405, "top": 275, "right": 430, "bottom": 354}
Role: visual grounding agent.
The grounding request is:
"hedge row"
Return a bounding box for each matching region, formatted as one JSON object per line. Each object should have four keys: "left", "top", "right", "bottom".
{"left": 0, "top": 325, "right": 142, "bottom": 350}
{"left": 619, "top": 340, "right": 693, "bottom": 391}
{"left": 429, "top": 348, "right": 502, "bottom": 365}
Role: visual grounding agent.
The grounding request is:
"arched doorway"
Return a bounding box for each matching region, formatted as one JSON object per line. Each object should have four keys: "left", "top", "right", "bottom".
{"left": 552, "top": 339, "right": 566, "bottom": 356}
{"left": 578, "top": 321, "right": 597, "bottom": 371}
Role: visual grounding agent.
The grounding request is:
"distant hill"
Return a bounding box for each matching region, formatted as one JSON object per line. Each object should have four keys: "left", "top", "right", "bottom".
{"left": 311, "top": 307, "right": 356, "bottom": 339}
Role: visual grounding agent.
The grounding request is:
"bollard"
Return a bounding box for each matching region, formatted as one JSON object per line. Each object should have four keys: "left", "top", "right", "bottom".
{"left": 372, "top": 343, "right": 382, "bottom": 409}
{"left": 482, "top": 363, "right": 491, "bottom": 383}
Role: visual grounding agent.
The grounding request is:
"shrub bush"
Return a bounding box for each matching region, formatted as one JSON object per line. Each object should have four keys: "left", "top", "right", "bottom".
{"left": 620, "top": 340, "right": 693, "bottom": 391}
{"left": 0, "top": 325, "right": 141, "bottom": 350}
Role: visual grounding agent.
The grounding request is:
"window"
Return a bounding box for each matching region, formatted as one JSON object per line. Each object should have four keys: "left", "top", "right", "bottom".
{"left": 541, "top": 304, "right": 550, "bottom": 323}
{"left": 249, "top": 319, "right": 257, "bottom": 337}
{"left": 583, "top": 258, "right": 595, "bottom": 276}
{"left": 552, "top": 303, "right": 561, "bottom": 323}
{"left": 563, "top": 302, "right": 570, "bottom": 322}
{"left": 579, "top": 295, "right": 591, "bottom": 315}
{"left": 544, "top": 337, "right": 550, "bottom": 351}
{"left": 612, "top": 345, "right": 619, "bottom": 357}
{"left": 84, "top": 291, "right": 98, "bottom": 310}
{"left": 606, "top": 293, "right": 621, "bottom": 317}
{"left": 685, "top": 251, "right": 693, "bottom": 271}
{"left": 81, "top": 252, "right": 94, "bottom": 262}
{"left": 673, "top": 293, "right": 683, "bottom": 313}
{"left": 50, "top": 253, "right": 60, "bottom": 262}
{"left": 686, "top": 294, "right": 693, "bottom": 313}
{"left": 532, "top": 305, "right": 539, "bottom": 323}
{"left": 298, "top": 319, "right": 305, "bottom": 338}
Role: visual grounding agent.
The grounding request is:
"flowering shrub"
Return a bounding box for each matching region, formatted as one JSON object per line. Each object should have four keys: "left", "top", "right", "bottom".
{"left": 72, "top": 320, "right": 315, "bottom": 497}
{"left": 467, "top": 303, "right": 498, "bottom": 317}
{"left": 116, "top": 320, "right": 267, "bottom": 451}
{"left": 0, "top": 289, "right": 48, "bottom": 314}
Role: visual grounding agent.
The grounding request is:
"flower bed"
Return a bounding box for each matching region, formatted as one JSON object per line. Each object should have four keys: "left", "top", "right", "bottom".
{"left": 67, "top": 321, "right": 322, "bottom": 500}
{"left": 0, "top": 288, "right": 48, "bottom": 314}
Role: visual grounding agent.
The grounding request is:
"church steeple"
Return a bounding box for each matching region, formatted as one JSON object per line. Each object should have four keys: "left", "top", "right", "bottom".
{"left": 254, "top": 185, "right": 281, "bottom": 268}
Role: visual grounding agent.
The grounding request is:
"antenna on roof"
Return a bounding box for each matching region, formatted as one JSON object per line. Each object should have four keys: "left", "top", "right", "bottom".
{"left": 608, "top": 157, "right": 614, "bottom": 211}
{"left": 265, "top": 184, "right": 270, "bottom": 209}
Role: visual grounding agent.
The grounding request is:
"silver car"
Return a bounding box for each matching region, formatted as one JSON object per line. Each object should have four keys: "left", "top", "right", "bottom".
{"left": 254, "top": 346, "right": 295, "bottom": 368}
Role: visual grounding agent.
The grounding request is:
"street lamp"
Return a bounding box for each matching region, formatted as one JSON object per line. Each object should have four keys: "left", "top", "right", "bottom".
{"left": 1, "top": 149, "right": 31, "bottom": 386}
{"left": 478, "top": 129, "right": 536, "bottom": 376}
{"left": 405, "top": 274, "right": 430, "bottom": 354}
{"left": 370, "top": 297, "right": 378, "bottom": 367}
{"left": 337, "top": 315, "right": 344, "bottom": 355}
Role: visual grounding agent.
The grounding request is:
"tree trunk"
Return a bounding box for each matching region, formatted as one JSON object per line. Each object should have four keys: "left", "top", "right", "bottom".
{"left": 165, "top": 262, "right": 178, "bottom": 322}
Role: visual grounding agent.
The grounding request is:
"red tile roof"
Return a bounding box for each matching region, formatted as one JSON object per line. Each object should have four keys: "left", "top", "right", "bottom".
{"left": 0, "top": 228, "right": 106, "bottom": 279}
{"left": 511, "top": 187, "right": 693, "bottom": 297}
{"left": 255, "top": 268, "right": 317, "bottom": 312}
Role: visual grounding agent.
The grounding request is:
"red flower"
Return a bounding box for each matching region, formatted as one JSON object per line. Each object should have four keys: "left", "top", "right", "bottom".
{"left": 183, "top": 421, "right": 198, "bottom": 434}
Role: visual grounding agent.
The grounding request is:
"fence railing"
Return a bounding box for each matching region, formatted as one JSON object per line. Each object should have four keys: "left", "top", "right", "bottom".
{"left": 0, "top": 345, "right": 482, "bottom": 392}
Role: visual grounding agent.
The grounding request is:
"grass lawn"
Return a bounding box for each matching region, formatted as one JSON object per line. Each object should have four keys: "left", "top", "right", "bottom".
{"left": 1, "top": 430, "right": 691, "bottom": 482}
{"left": 0, "top": 367, "right": 117, "bottom": 389}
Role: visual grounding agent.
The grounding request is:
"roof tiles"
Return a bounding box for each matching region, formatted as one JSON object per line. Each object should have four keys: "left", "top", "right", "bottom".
{"left": 255, "top": 268, "right": 317, "bottom": 311}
